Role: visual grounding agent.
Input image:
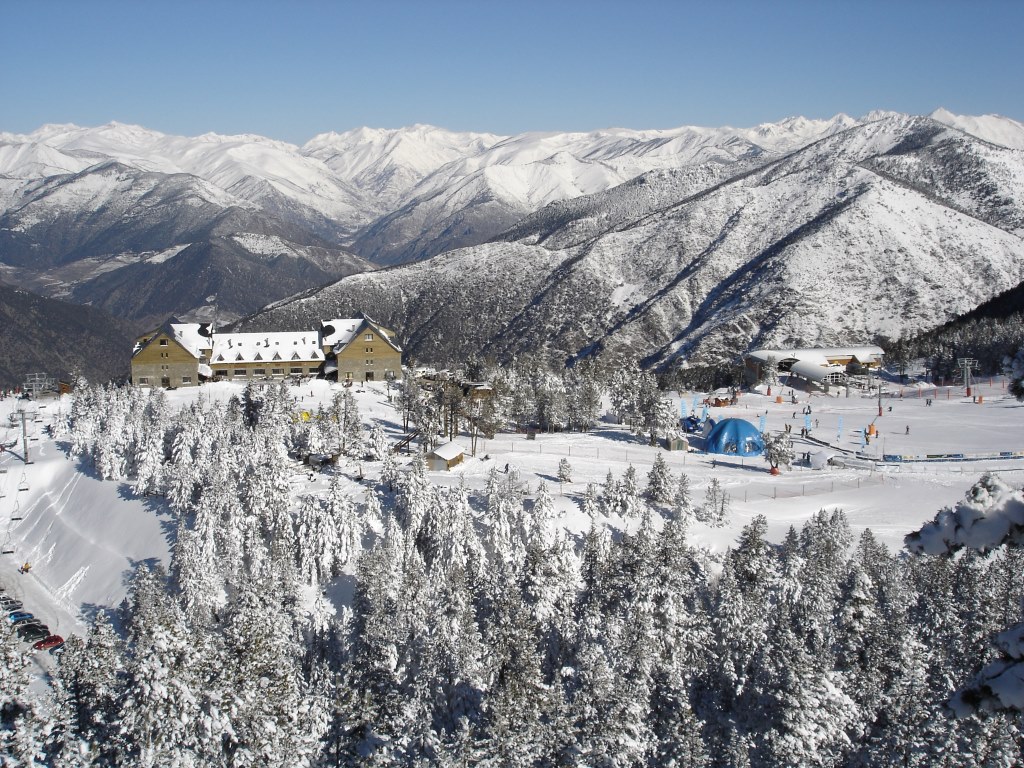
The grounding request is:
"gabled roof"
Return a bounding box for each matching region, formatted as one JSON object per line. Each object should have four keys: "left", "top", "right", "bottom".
{"left": 322, "top": 316, "right": 403, "bottom": 355}
{"left": 429, "top": 442, "right": 465, "bottom": 461}
{"left": 133, "top": 320, "right": 213, "bottom": 359}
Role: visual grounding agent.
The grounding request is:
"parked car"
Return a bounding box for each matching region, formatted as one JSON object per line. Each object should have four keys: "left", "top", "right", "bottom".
{"left": 33, "top": 635, "right": 64, "bottom": 652}
{"left": 11, "top": 615, "right": 40, "bottom": 627}
{"left": 19, "top": 626, "right": 49, "bottom": 643}
{"left": 7, "top": 611, "right": 33, "bottom": 623}
{"left": 0, "top": 597, "right": 22, "bottom": 610}
{"left": 15, "top": 618, "right": 45, "bottom": 632}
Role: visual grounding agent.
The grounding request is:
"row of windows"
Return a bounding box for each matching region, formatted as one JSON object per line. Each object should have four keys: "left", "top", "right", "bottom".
{"left": 213, "top": 367, "right": 318, "bottom": 377}
{"left": 137, "top": 376, "right": 191, "bottom": 385}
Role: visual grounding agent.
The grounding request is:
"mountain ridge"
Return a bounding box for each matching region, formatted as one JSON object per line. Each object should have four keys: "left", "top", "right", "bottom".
{"left": 238, "top": 115, "right": 1024, "bottom": 371}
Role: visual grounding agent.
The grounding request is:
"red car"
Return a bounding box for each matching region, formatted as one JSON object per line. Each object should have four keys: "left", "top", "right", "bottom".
{"left": 33, "top": 634, "right": 64, "bottom": 652}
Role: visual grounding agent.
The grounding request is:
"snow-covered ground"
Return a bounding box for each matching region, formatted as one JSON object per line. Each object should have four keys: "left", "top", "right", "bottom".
{"left": 1, "top": 375, "right": 1022, "bottom": 642}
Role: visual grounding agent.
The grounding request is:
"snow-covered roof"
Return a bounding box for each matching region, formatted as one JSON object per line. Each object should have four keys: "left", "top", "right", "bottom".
{"left": 320, "top": 318, "right": 363, "bottom": 349}
{"left": 211, "top": 332, "right": 323, "bottom": 364}
{"left": 429, "top": 441, "right": 465, "bottom": 461}
{"left": 747, "top": 346, "right": 884, "bottom": 366}
{"left": 321, "top": 316, "right": 403, "bottom": 353}
{"left": 748, "top": 346, "right": 884, "bottom": 383}
{"left": 169, "top": 323, "right": 214, "bottom": 358}
{"left": 790, "top": 359, "right": 847, "bottom": 383}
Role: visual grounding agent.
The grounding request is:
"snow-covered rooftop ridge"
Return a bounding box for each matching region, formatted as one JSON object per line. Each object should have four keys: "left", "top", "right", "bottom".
{"left": 157, "top": 319, "right": 393, "bottom": 362}
{"left": 169, "top": 322, "right": 213, "bottom": 358}
{"left": 319, "top": 318, "right": 364, "bottom": 348}
{"left": 211, "top": 331, "right": 323, "bottom": 364}
{"left": 429, "top": 441, "right": 465, "bottom": 461}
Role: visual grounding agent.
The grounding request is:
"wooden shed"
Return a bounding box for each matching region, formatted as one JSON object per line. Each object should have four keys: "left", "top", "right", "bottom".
{"left": 426, "top": 442, "right": 465, "bottom": 471}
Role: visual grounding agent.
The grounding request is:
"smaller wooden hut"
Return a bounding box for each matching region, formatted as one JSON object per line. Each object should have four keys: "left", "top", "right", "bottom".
{"left": 426, "top": 442, "right": 465, "bottom": 471}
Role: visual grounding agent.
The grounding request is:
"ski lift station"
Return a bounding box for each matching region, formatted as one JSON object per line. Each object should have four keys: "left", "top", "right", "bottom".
{"left": 744, "top": 346, "right": 884, "bottom": 388}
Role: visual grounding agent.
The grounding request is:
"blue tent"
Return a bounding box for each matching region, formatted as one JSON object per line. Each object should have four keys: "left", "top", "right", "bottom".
{"left": 705, "top": 418, "right": 764, "bottom": 457}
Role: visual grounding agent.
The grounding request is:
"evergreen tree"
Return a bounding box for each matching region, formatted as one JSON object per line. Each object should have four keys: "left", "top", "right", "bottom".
{"left": 557, "top": 457, "right": 573, "bottom": 484}
{"left": 762, "top": 429, "right": 795, "bottom": 472}
{"left": 701, "top": 478, "right": 730, "bottom": 527}
{"left": 646, "top": 452, "right": 673, "bottom": 503}
{"left": 672, "top": 472, "right": 695, "bottom": 525}
{"left": 117, "top": 595, "right": 203, "bottom": 766}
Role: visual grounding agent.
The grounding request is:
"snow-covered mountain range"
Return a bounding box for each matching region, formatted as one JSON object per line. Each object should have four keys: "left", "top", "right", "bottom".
{"left": 2, "top": 109, "right": 1023, "bottom": 359}
{"left": 240, "top": 113, "right": 1024, "bottom": 369}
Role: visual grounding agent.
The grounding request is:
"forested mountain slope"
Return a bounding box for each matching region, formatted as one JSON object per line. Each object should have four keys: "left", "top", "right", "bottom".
{"left": 0, "top": 282, "right": 137, "bottom": 387}
{"left": 241, "top": 116, "right": 1024, "bottom": 369}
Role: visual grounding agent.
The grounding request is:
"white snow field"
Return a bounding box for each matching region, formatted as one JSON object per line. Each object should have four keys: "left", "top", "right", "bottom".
{"left": 1, "top": 375, "right": 1022, "bottom": 641}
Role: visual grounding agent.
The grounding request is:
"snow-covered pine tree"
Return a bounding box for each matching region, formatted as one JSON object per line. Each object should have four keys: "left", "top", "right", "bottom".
{"left": 379, "top": 446, "right": 400, "bottom": 492}
{"left": 530, "top": 480, "right": 556, "bottom": 546}
{"left": 1, "top": 625, "right": 51, "bottom": 766}
{"left": 760, "top": 355, "right": 780, "bottom": 386}
{"left": 620, "top": 465, "right": 643, "bottom": 518}
{"left": 645, "top": 452, "right": 673, "bottom": 503}
{"left": 334, "top": 388, "right": 365, "bottom": 456}
{"left": 367, "top": 423, "right": 390, "bottom": 461}
{"left": 219, "top": 581, "right": 305, "bottom": 766}
{"left": 701, "top": 478, "right": 729, "bottom": 526}
{"left": 906, "top": 473, "right": 1024, "bottom": 718}
{"left": 117, "top": 590, "right": 203, "bottom": 766}
{"left": 296, "top": 494, "right": 341, "bottom": 585}
{"left": 557, "top": 457, "right": 572, "bottom": 484}
{"left": 762, "top": 429, "right": 795, "bottom": 473}
{"left": 672, "top": 472, "right": 694, "bottom": 525}
{"left": 580, "top": 482, "right": 600, "bottom": 518}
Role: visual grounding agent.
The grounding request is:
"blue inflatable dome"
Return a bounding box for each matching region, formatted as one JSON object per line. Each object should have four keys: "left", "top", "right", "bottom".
{"left": 705, "top": 418, "right": 765, "bottom": 457}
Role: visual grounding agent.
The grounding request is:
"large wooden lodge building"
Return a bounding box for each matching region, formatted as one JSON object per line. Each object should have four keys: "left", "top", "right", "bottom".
{"left": 131, "top": 316, "right": 402, "bottom": 388}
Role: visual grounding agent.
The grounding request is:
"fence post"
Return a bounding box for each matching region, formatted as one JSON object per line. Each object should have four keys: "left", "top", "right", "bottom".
{"left": 773, "top": 487, "right": 777, "bottom": 500}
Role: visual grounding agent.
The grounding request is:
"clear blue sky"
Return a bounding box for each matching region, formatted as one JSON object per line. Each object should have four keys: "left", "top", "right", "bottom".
{"left": 2, "top": 0, "right": 1021, "bottom": 144}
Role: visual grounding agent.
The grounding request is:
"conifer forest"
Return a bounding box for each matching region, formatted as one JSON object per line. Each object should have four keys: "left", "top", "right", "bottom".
{"left": 2, "top": 380, "right": 1023, "bottom": 767}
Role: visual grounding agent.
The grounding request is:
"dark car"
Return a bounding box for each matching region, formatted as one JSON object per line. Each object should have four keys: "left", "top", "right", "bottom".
{"left": 16, "top": 619, "right": 46, "bottom": 634}
{"left": 33, "top": 635, "right": 64, "bottom": 652}
{"left": 18, "top": 626, "right": 49, "bottom": 643}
